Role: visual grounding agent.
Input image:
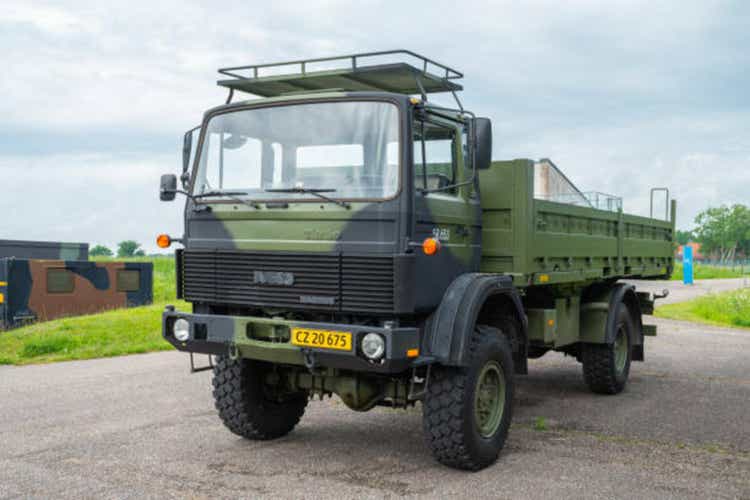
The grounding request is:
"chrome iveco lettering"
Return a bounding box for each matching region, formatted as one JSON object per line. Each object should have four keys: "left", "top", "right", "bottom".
{"left": 253, "top": 270, "right": 294, "bottom": 286}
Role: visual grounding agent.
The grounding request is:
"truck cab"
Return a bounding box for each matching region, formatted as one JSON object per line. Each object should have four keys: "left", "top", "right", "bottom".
{"left": 161, "top": 53, "right": 493, "bottom": 368}
{"left": 178, "top": 96, "right": 485, "bottom": 315}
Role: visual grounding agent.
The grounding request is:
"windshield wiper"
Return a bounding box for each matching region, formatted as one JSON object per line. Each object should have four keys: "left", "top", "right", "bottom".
{"left": 193, "top": 190, "right": 260, "bottom": 209}
{"left": 264, "top": 187, "right": 351, "bottom": 209}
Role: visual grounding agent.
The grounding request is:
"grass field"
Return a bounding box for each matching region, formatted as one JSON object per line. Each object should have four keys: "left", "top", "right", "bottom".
{"left": 0, "top": 256, "right": 186, "bottom": 365}
{"left": 670, "top": 262, "right": 749, "bottom": 281}
{"left": 656, "top": 288, "right": 750, "bottom": 329}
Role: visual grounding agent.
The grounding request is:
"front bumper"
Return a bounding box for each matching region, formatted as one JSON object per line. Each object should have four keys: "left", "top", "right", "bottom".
{"left": 162, "top": 308, "right": 420, "bottom": 374}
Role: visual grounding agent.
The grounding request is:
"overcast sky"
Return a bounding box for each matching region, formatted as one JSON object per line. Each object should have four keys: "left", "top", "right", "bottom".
{"left": 1, "top": 0, "right": 748, "bottom": 252}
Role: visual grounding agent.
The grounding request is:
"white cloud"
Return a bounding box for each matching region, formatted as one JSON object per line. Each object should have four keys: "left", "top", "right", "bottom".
{"left": 0, "top": 153, "right": 183, "bottom": 252}
{"left": 1, "top": 2, "right": 93, "bottom": 35}
{"left": 0, "top": 0, "right": 747, "bottom": 251}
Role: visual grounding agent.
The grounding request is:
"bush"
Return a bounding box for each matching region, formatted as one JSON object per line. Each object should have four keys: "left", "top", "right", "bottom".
{"left": 117, "top": 240, "right": 143, "bottom": 257}
{"left": 90, "top": 244, "right": 113, "bottom": 257}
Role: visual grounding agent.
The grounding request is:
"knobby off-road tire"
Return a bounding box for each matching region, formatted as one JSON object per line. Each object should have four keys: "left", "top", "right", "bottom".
{"left": 422, "top": 325, "right": 515, "bottom": 471}
{"left": 212, "top": 355, "right": 308, "bottom": 440}
{"left": 582, "top": 302, "right": 634, "bottom": 394}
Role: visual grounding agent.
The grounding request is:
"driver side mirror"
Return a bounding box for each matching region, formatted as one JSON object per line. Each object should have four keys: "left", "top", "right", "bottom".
{"left": 160, "top": 174, "right": 177, "bottom": 201}
{"left": 472, "top": 118, "right": 492, "bottom": 170}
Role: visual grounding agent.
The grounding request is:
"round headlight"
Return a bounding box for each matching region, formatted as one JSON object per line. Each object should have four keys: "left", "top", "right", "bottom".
{"left": 361, "top": 333, "right": 385, "bottom": 360}
{"left": 173, "top": 318, "right": 190, "bottom": 342}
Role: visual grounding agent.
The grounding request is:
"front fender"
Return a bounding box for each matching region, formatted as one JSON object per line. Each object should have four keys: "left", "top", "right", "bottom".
{"left": 422, "top": 273, "right": 526, "bottom": 367}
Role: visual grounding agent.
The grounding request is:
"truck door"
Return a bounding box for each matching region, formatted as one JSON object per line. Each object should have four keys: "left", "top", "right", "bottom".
{"left": 412, "top": 112, "right": 481, "bottom": 312}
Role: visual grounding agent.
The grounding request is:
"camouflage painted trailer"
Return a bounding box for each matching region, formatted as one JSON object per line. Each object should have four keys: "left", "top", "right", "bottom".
{"left": 0, "top": 259, "right": 153, "bottom": 330}
{"left": 158, "top": 51, "right": 675, "bottom": 471}
{"left": 0, "top": 239, "right": 88, "bottom": 260}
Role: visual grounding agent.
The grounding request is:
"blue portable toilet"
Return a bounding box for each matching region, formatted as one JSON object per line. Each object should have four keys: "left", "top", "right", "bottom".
{"left": 683, "top": 245, "right": 694, "bottom": 285}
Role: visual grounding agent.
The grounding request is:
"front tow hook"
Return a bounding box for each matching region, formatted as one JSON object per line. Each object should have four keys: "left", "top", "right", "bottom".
{"left": 302, "top": 348, "right": 318, "bottom": 372}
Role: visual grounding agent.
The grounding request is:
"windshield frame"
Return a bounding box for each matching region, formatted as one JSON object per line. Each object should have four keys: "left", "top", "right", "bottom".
{"left": 188, "top": 96, "right": 405, "bottom": 204}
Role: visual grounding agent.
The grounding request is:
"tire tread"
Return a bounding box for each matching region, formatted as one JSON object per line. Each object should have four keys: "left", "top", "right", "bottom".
{"left": 212, "top": 356, "right": 307, "bottom": 440}
{"left": 423, "top": 325, "right": 513, "bottom": 470}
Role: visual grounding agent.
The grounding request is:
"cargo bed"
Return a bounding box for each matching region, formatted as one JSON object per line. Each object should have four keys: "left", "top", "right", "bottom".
{"left": 479, "top": 159, "right": 674, "bottom": 286}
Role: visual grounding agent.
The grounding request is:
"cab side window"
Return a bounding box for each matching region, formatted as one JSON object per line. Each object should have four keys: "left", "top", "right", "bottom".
{"left": 414, "top": 120, "right": 457, "bottom": 194}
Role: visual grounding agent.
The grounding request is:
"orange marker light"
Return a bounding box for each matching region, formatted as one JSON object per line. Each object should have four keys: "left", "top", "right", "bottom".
{"left": 407, "top": 348, "right": 419, "bottom": 358}
{"left": 422, "top": 237, "right": 441, "bottom": 256}
{"left": 156, "top": 234, "right": 172, "bottom": 249}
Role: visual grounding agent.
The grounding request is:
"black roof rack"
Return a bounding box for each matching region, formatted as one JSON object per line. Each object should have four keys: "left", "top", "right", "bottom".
{"left": 217, "top": 50, "right": 463, "bottom": 99}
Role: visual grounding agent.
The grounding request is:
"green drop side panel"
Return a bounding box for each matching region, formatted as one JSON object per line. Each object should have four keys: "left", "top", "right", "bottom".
{"left": 478, "top": 160, "right": 675, "bottom": 285}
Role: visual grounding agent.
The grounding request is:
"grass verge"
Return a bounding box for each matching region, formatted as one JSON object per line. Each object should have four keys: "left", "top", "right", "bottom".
{"left": 0, "top": 256, "right": 187, "bottom": 365}
{"left": 0, "top": 301, "right": 188, "bottom": 365}
{"left": 670, "top": 262, "right": 749, "bottom": 281}
{"left": 656, "top": 288, "right": 750, "bottom": 330}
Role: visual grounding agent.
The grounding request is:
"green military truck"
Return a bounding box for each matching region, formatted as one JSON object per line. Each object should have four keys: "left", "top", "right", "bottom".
{"left": 158, "top": 51, "right": 674, "bottom": 470}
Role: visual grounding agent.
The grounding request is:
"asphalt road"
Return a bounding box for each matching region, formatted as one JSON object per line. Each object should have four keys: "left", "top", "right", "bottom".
{"left": 1, "top": 280, "right": 748, "bottom": 499}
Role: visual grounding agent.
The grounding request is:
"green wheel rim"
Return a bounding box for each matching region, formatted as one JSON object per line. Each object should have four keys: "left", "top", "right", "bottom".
{"left": 614, "top": 326, "right": 628, "bottom": 374}
{"left": 474, "top": 360, "right": 506, "bottom": 438}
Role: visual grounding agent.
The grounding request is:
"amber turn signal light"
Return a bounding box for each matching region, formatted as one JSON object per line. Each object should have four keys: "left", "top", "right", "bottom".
{"left": 156, "top": 234, "right": 172, "bottom": 249}
{"left": 422, "top": 237, "right": 440, "bottom": 256}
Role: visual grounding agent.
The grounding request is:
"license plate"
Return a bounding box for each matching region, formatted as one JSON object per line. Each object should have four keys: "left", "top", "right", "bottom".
{"left": 291, "top": 328, "right": 352, "bottom": 351}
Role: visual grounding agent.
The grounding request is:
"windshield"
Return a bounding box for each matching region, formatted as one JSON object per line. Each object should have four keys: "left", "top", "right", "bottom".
{"left": 192, "top": 101, "right": 401, "bottom": 201}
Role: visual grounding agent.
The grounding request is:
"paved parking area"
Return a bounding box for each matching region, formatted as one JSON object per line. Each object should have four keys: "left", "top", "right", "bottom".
{"left": 0, "top": 281, "right": 748, "bottom": 499}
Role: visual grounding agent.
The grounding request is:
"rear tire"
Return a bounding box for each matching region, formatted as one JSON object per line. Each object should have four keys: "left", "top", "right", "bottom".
{"left": 212, "top": 355, "right": 308, "bottom": 440}
{"left": 422, "top": 325, "right": 514, "bottom": 471}
{"left": 582, "top": 303, "right": 633, "bottom": 394}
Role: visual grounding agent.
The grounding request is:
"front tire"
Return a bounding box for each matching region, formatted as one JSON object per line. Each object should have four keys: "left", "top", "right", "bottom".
{"left": 582, "top": 303, "right": 634, "bottom": 394}
{"left": 212, "top": 356, "right": 308, "bottom": 440}
{"left": 422, "top": 326, "right": 514, "bottom": 470}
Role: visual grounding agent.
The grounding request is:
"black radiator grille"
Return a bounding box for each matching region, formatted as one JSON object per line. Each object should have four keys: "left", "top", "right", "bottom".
{"left": 182, "top": 250, "right": 395, "bottom": 313}
{"left": 341, "top": 256, "right": 395, "bottom": 312}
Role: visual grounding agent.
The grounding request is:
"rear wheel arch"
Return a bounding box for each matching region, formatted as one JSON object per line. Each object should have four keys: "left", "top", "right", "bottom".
{"left": 581, "top": 282, "right": 644, "bottom": 360}
{"left": 582, "top": 302, "right": 634, "bottom": 394}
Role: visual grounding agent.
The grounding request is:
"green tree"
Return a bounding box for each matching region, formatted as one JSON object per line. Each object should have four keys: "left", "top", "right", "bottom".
{"left": 675, "top": 230, "right": 694, "bottom": 246}
{"left": 90, "top": 244, "right": 113, "bottom": 257}
{"left": 117, "top": 240, "right": 142, "bottom": 258}
{"left": 694, "top": 204, "right": 750, "bottom": 262}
